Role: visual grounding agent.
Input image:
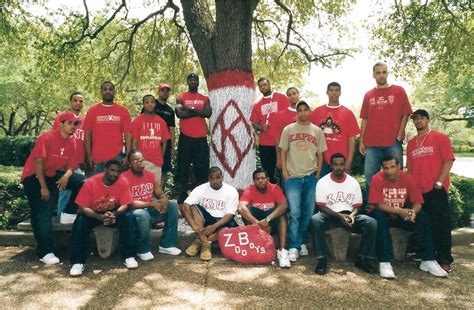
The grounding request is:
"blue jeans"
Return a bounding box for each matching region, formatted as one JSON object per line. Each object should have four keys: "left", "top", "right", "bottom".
{"left": 57, "top": 168, "right": 84, "bottom": 216}
{"left": 370, "top": 209, "right": 435, "bottom": 262}
{"left": 311, "top": 212, "right": 377, "bottom": 259}
{"left": 364, "top": 140, "right": 403, "bottom": 188}
{"left": 285, "top": 173, "right": 317, "bottom": 249}
{"left": 132, "top": 201, "right": 179, "bottom": 254}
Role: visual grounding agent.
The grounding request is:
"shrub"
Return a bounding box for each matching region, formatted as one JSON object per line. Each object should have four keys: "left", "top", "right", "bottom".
{"left": 0, "top": 136, "right": 36, "bottom": 166}
{"left": 0, "top": 166, "right": 29, "bottom": 230}
{"left": 451, "top": 175, "right": 474, "bottom": 227}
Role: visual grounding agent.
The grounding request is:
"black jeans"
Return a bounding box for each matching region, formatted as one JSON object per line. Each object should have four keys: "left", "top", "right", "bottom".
{"left": 23, "top": 171, "right": 85, "bottom": 258}
{"left": 259, "top": 145, "right": 276, "bottom": 184}
{"left": 175, "top": 133, "right": 209, "bottom": 204}
{"left": 423, "top": 188, "right": 453, "bottom": 264}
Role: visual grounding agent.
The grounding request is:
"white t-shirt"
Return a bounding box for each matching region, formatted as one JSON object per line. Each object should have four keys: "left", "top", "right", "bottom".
{"left": 185, "top": 182, "right": 238, "bottom": 218}
{"left": 315, "top": 173, "right": 363, "bottom": 213}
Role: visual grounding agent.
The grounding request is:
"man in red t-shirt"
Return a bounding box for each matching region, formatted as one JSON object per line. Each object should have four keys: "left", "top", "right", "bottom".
{"left": 369, "top": 155, "right": 447, "bottom": 279}
{"left": 69, "top": 160, "right": 137, "bottom": 277}
{"left": 175, "top": 73, "right": 212, "bottom": 204}
{"left": 238, "top": 168, "right": 290, "bottom": 268}
{"left": 407, "top": 109, "right": 455, "bottom": 272}
{"left": 83, "top": 81, "right": 132, "bottom": 176}
{"left": 22, "top": 112, "right": 86, "bottom": 265}
{"left": 251, "top": 77, "right": 290, "bottom": 183}
{"left": 131, "top": 94, "right": 171, "bottom": 184}
{"left": 123, "top": 150, "right": 181, "bottom": 261}
{"left": 359, "top": 63, "right": 412, "bottom": 187}
{"left": 310, "top": 82, "right": 360, "bottom": 176}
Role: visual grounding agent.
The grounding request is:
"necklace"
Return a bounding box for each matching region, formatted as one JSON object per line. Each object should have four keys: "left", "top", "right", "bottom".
{"left": 416, "top": 129, "right": 431, "bottom": 148}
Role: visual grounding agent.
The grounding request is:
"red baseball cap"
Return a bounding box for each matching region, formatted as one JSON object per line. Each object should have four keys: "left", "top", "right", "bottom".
{"left": 157, "top": 83, "right": 171, "bottom": 91}
{"left": 59, "top": 111, "right": 82, "bottom": 125}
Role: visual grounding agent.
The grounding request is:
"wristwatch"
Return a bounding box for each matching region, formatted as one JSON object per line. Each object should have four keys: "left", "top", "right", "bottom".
{"left": 435, "top": 181, "right": 443, "bottom": 188}
{"left": 265, "top": 216, "right": 271, "bottom": 223}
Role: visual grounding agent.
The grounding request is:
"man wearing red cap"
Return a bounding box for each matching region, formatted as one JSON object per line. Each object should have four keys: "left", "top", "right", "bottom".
{"left": 21, "top": 112, "right": 86, "bottom": 265}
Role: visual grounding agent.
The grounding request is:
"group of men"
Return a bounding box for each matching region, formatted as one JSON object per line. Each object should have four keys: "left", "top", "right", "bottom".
{"left": 22, "top": 62, "right": 455, "bottom": 280}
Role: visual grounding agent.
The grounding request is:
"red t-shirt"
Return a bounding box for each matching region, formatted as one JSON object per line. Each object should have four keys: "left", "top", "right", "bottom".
{"left": 240, "top": 183, "right": 287, "bottom": 211}
{"left": 360, "top": 85, "right": 412, "bottom": 147}
{"left": 310, "top": 104, "right": 360, "bottom": 164}
{"left": 250, "top": 92, "right": 290, "bottom": 146}
{"left": 368, "top": 171, "right": 424, "bottom": 213}
{"left": 75, "top": 173, "right": 133, "bottom": 212}
{"left": 21, "top": 130, "right": 77, "bottom": 181}
{"left": 131, "top": 114, "right": 170, "bottom": 167}
{"left": 178, "top": 92, "right": 209, "bottom": 138}
{"left": 122, "top": 169, "right": 157, "bottom": 202}
{"left": 406, "top": 130, "right": 455, "bottom": 193}
{"left": 269, "top": 106, "right": 297, "bottom": 141}
{"left": 82, "top": 103, "right": 132, "bottom": 163}
{"left": 53, "top": 111, "right": 85, "bottom": 165}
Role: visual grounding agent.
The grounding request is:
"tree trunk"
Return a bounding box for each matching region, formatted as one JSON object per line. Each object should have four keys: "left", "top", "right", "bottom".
{"left": 181, "top": 0, "right": 259, "bottom": 189}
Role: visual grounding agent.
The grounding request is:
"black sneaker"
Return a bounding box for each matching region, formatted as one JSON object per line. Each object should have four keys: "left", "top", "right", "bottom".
{"left": 355, "top": 256, "right": 377, "bottom": 274}
{"left": 315, "top": 258, "right": 327, "bottom": 275}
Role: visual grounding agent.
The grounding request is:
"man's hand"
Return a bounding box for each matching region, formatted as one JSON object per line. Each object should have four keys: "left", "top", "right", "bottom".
{"left": 276, "top": 156, "right": 282, "bottom": 169}
{"left": 261, "top": 123, "right": 269, "bottom": 132}
{"left": 282, "top": 170, "right": 289, "bottom": 182}
{"left": 359, "top": 141, "right": 366, "bottom": 156}
{"left": 40, "top": 186, "right": 50, "bottom": 201}
{"left": 339, "top": 213, "right": 353, "bottom": 229}
{"left": 103, "top": 211, "right": 116, "bottom": 225}
{"left": 56, "top": 174, "right": 71, "bottom": 190}
{"left": 201, "top": 224, "right": 217, "bottom": 236}
{"left": 398, "top": 208, "right": 415, "bottom": 222}
{"left": 257, "top": 220, "right": 271, "bottom": 233}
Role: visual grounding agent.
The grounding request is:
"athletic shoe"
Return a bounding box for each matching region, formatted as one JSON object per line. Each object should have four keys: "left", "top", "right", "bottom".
{"left": 420, "top": 260, "right": 448, "bottom": 277}
{"left": 200, "top": 242, "right": 212, "bottom": 261}
{"left": 277, "top": 249, "right": 291, "bottom": 268}
{"left": 159, "top": 246, "right": 182, "bottom": 256}
{"left": 355, "top": 256, "right": 377, "bottom": 274}
{"left": 315, "top": 257, "right": 327, "bottom": 275}
{"left": 186, "top": 239, "right": 202, "bottom": 257}
{"left": 39, "top": 253, "right": 60, "bottom": 265}
{"left": 407, "top": 252, "right": 422, "bottom": 262}
{"left": 379, "top": 262, "right": 395, "bottom": 279}
{"left": 124, "top": 257, "right": 139, "bottom": 269}
{"left": 60, "top": 213, "right": 77, "bottom": 224}
{"left": 299, "top": 244, "right": 309, "bottom": 256}
{"left": 70, "top": 264, "right": 85, "bottom": 277}
{"left": 440, "top": 263, "right": 452, "bottom": 273}
{"left": 137, "top": 252, "right": 154, "bottom": 261}
{"left": 288, "top": 248, "right": 299, "bottom": 262}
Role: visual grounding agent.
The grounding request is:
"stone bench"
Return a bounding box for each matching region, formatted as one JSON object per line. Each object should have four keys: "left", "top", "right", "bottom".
{"left": 324, "top": 227, "right": 412, "bottom": 261}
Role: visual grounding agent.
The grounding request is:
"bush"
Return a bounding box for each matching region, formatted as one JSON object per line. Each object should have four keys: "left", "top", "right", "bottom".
{"left": 0, "top": 166, "right": 29, "bottom": 230}
{"left": 451, "top": 175, "right": 474, "bottom": 227}
{"left": 0, "top": 136, "right": 36, "bottom": 166}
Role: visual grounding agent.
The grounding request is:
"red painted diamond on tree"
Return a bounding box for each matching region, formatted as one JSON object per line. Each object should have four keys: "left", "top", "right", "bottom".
{"left": 211, "top": 99, "right": 253, "bottom": 177}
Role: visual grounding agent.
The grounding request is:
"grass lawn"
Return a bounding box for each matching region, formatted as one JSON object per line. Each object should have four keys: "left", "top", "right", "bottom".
{"left": 455, "top": 152, "right": 474, "bottom": 158}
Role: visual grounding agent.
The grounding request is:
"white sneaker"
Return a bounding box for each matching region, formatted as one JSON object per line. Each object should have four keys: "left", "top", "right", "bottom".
{"left": 60, "top": 213, "right": 77, "bottom": 224}
{"left": 70, "top": 264, "right": 85, "bottom": 277}
{"left": 379, "top": 262, "right": 395, "bottom": 279}
{"left": 39, "top": 253, "right": 60, "bottom": 265}
{"left": 137, "top": 252, "right": 154, "bottom": 261}
{"left": 288, "top": 248, "right": 299, "bottom": 262}
{"left": 420, "top": 260, "right": 448, "bottom": 277}
{"left": 159, "top": 246, "right": 182, "bottom": 256}
{"left": 299, "top": 244, "right": 309, "bottom": 256}
{"left": 277, "top": 249, "right": 291, "bottom": 268}
{"left": 124, "top": 257, "right": 139, "bottom": 269}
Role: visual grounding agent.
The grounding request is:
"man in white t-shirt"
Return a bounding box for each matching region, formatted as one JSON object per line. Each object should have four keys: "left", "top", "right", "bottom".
{"left": 311, "top": 153, "right": 377, "bottom": 275}
{"left": 181, "top": 166, "right": 238, "bottom": 261}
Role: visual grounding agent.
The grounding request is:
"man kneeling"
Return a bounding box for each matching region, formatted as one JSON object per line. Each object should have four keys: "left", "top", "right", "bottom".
{"left": 238, "top": 168, "right": 290, "bottom": 268}
{"left": 181, "top": 167, "right": 238, "bottom": 261}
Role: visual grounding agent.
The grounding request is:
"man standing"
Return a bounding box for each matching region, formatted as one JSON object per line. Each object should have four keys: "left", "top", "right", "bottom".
{"left": 70, "top": 160, "right": 138, "bottom": 277}
{"left": 181, "top": 167, "right": 238, "bottom": 261}
{"left": 369, "top": 155, "right": 447, "bottom": 279}
{"left": 310, "top": 82, "right": 360, "bottom": 176}
{"left": 311, "top": 153, "right": 377, "bottom": 275}
{"left": 83, "top": 81, "right": 132, "bottom": 175}
{"left": 154, "top": 83, "right": 176, "bottom": 189}
{"left": 175, "top": 73, "right": 212, "bottom": 204}
{"left": 279, "top": 100, "right": 327, "bottom": 262}
{"left": 131, "top": 94, "right": 171, "bottom": 184}
{"left": 22, "top": 112, "right": 85, "bottom": 264}
{"left": 123, "top": 150, "right": 181, "bottom": 261}
{"left": 407, "top": 109, "right": 455, "bottom": 273}
{"left": 238, "top": 168, "right": 290, "bottom": 268}
{"left": 251, "top": 77, "right": 290, "bottom": 183}
{"left": 359, "top": 63, "right": 412, "bottom": 187}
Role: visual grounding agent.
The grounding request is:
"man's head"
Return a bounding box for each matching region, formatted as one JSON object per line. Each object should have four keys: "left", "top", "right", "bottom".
{"left": 142, "top": 94, "right": 156, "bottom": 114}
{"left": 101, "top": 81, "right": 115, "bottom": 103}
{"left": 372, "top": 62, "right": 388, "bottom": 87}
{"left": 103, "top": 159, "right": 122, "bottom": 185}
{"left": 257, "top": 77, "right": 271, "bottom": 96}
{"left": 330, "top": 153, "right": 346, "bottom": 178}
{"left": 208, "top": 166, "right": 223, "bottom": 190}
{"left": 187, "top": 73, "right": 199, "bottom": 92}
{"left": 252, "top": 168, "right": 269, "bottom": 191}
{"left": 296, "top": 100, "right": 311, "bottom": 122}
{"left": 381, "top": 154, "right": 400, "bottom": 182}
{"left": 286, "top": 87, "right": 300, "bottom": 105}
{"left": 59, "top": 111, "right": 81, "bottom": 137}
{"left": 69, "top": 92, "right": 84, "bottom": 113}
{"left": 411, "top": 109, "right": 430, "bottom": 132}
{"left": 156, "top": 83, "right": 171, "bottom": 101}
{"left": 128, "top": 150, "right": 145, "bottom": 175}
{"left": 326, "top": 82, "right": 341, "bottom": 104}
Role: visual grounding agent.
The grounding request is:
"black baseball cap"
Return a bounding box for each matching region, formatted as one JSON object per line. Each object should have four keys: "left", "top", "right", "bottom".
{"left": 411, "top": 109, "right": 430, "bottom": 119}
{"left": 187, "top": 72, "right": 199, "bottom": 80}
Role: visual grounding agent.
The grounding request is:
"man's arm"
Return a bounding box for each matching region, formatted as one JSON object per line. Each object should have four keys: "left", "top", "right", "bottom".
{"left": 238, "top": 201, "right": 259, "bottom": 224}
{"left": 319, "top": 205, "right": 352, "bottom": 228}
{"left": 316, "top": 151, "right": 323, "bottom": 179}
{"left": 123, "top": 132, "right": 132, "bottom": 164}
{"left": 175, "top": 97, "right": 196, "bottom": 119}
{"left": 376, "top": 203, "right": 414, "bottom": 221}
{"left": 251, "top": 121, "right": 268, "bottom": 132}
{"left": 84, "top": 131, "right": 94, "bottom": 167}
{"left": 435, "top": 160, "right": 454, "bottom": 186}
{"left": 396, "top": 115, "right": 409, "bottom": 141}
{"left": 280, "top": 149, "right": 289, "bottom": 181}
{"left": 181, "top": 203, "right": 200, "bottom": 232}
{"left": 193, "top": 98, "right": 212, "bottom": 118}
{"left": 202, "top": 213, "right": 235, "bottom": 236}
{"left": 56, "top": 169, "right": 73, "bottom": 190}
{"left": 169, "top": 126, "right": 176, "bottom": 157}
{"left": 346, "top": 136, "right": 356, "bottom": 171}
{"left": 33, "top": 158, "right": 49, "bottom": 200}
{"left": 359, "top": 119, "right": 367, "bottom": 156}
{"left": 80, "top": 207, "right": 104, "bottom": 222}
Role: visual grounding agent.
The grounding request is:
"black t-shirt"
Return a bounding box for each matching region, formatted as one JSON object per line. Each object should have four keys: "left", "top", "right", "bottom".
{"left": 155, "top": 100, "right": 175, "bottom": 128}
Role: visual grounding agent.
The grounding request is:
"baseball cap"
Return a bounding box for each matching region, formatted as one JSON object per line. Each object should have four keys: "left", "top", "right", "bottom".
{"left": 59, "top": 111, "right": 82, "bottom": 125}
{"left": 187, "top": 72, "right": 199, "bottom": 80}
{"left": 296, "top": 100, "right": 310, "bottom": 109}
{"left": 157, "top": 83, "right": 171, "bottom": 91}
{"left": 411, "top": 109, "right": 430, "bottom": 119}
